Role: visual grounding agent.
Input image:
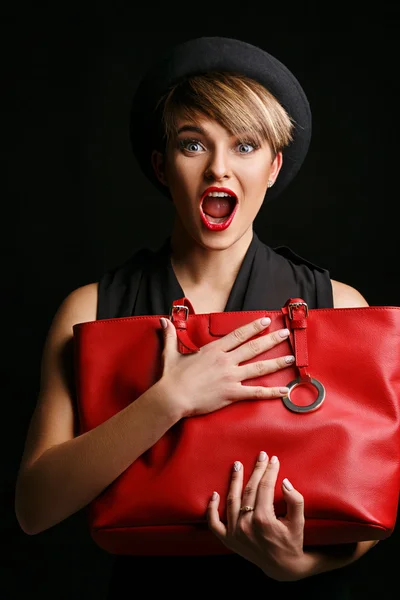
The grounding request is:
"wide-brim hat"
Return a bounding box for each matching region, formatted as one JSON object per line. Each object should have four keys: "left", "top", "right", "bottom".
{"left": 129, "top": 36, "right": 311, "bottom": 203}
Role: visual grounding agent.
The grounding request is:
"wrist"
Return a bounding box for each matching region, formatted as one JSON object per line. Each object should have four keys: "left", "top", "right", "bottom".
{"left": 153, "top": 376, "right": 187, "bottom": 422}
{"left": 297, "top": 550, "right": 322, "bottom": 579}
{"left": 300, "top": 543, "right": 358, "bottom": 578}
{"left": 258, "top": 552, "right": 318, "bottom": 582}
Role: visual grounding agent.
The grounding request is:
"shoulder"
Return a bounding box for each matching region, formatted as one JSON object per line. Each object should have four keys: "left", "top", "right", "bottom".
{"left": 331, "top": 279, "right": 369, "bottom": 308}
{"left": 272, "top": 245, "right": 369, "bottom": 309}
{"left": 55, "top": 282, "right": 99, "bottom": 328}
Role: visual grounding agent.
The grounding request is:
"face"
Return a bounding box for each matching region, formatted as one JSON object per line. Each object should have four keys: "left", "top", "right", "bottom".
{"left": 152, "top": 115, "right": 282, "bottom": 251}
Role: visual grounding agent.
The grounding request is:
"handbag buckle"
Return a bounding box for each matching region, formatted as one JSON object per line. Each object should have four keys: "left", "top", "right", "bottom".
{"left": 288, "top": 302, "right": 309, "bottom": 319}
{"left": 170, "top": 305, "right": 189, "bottom": 321}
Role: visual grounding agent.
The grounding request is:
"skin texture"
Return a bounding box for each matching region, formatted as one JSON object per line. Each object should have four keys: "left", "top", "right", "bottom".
{"left": 152, "top": 116, "right": 282, "bottom": 307}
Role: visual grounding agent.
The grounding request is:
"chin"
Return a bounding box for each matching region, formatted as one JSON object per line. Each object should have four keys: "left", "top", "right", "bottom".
{"left": 194, "top": 227, "right": 252, "bottom": 253}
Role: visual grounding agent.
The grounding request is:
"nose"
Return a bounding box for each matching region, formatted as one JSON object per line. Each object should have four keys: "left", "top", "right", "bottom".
{"left": 204, "top": 148, "right": 232, "bottom": 182}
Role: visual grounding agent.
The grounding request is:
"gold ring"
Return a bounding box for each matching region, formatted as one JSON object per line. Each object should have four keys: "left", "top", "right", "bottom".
{"left": 239, "top": 505, "right": 254, "bottom": 513}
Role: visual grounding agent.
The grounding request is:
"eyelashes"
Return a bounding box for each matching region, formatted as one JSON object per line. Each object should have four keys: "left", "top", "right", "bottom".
{"left": 178, "top": 137, "right": 260, "bottom": 153}
{"left": 179, "top": 138, "right": 204, "bottom": 152}
{"left": 238, "top": 141, "right": 260, "bottom": 153}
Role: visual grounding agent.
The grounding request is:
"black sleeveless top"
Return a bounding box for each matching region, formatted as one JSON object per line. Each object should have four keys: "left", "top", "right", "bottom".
{"left": 97, "top": 231, "right": 333, "bottom": 319}
{"left": 96, "top": 232, "right": 354, "bottom": 599}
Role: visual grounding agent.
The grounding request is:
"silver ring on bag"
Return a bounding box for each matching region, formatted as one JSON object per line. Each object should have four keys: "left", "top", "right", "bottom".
{"left": 282, "top": 377, "right": 325, "bottom": 413}
{"left": 239, "top": 505, "right": 255, "bottom": 513}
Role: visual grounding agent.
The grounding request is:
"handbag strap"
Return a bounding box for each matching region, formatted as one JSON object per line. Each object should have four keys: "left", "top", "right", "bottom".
{"left": 172, "top": 297, "right": 196, "bottom": 313}
{"left": 169, "top": 297, "right": 312, "bottom": 380}
{"left": 281, "top": 298, "right": 310, "bottom": 380}
{"left": 170, "top": 297, "right": 200, "bottom": 354}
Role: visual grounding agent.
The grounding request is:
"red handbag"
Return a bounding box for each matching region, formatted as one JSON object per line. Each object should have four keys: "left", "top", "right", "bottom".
{"left": 73, "top": 297, "right": 400, "bottom": 556}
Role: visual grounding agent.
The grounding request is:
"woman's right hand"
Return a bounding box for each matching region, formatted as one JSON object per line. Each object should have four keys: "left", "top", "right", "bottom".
{"left": 159, "top": 316, "right": 294, "bottom": 418}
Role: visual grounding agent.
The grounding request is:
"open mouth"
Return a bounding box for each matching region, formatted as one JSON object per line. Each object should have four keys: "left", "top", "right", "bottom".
{"left": 199, "top": 188, "right": 238, "bottom": 230}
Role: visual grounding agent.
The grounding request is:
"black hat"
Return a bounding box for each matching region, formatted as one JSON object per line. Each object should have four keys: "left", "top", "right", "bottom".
{"left": 129, "top": 36, "right": 311, "bottom": 202}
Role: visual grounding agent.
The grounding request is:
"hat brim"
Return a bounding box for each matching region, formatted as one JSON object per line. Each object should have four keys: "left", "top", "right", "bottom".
{"left": 129, "top": 36, "right": 311, "bottom": 203}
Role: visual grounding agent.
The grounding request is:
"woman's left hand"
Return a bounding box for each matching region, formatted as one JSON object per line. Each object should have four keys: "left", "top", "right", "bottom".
{"left": 207, "top": 452, "right": 314, "bottom": 582}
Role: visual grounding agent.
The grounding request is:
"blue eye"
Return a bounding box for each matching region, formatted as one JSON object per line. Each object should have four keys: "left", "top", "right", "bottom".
{"left": 238, "top": 142, "right": 255, "bottom": 154}
{"left": 179, "top": 139, "right": 204, "bottom": 152}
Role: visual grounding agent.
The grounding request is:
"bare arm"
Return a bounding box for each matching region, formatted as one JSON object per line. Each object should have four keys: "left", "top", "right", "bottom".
{"left": 302, "top": 540, "right": 379, "bottom": 578}
{"left": 15, "top": 284, "right": 182, "bottom": 535}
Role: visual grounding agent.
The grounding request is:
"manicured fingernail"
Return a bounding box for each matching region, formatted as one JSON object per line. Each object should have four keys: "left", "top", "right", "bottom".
{"left": 283, "top": 478, "right": 294, "bottom": 491}
{"left": 233, "top": 461, "right": 242, "bottom": 472}
{"left": 270, "top": 455, "right": 278, "bottom": 464}
{"left": 211, "top": 491, "right": 218, "bottom": 500}
{"left": 258, "top": 451, "right": 267, "bottom": 461}
{"left": 279, "top": 329, "right": 290, "bottom": 338}
{"left": 260, "top": 317, "right": 271, "bottom": 326}
{"left": 280, "top": 387, "right": 290, "bottom": 394}
{"left": 284, "top": 355, "right": 295, "bottom": 364}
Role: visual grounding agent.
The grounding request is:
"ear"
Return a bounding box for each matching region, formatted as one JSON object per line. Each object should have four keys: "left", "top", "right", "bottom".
{"left": 151, "top": 150, "right": 169, "bottom": 187}
{"left": 268, "top": 151, "right": 283, "bottom": 186}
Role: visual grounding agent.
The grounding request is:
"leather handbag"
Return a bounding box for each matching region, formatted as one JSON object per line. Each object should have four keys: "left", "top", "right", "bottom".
{"left": 73, "top": 297, "right": 400, "bottom": 556}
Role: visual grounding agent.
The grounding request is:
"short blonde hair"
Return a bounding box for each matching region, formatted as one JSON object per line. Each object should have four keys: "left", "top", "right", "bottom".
{"left": 159, "top": 72, "right": 294, "bottom": 156}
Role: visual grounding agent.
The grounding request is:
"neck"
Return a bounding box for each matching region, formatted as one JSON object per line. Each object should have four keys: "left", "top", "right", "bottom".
{"left": 169, "top": 221, "right": 254, "bottom": 292}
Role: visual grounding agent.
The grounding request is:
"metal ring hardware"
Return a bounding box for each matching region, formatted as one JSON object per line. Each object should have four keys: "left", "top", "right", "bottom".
{"left": 281, "top": 377, "right": 325, "bottom": 413}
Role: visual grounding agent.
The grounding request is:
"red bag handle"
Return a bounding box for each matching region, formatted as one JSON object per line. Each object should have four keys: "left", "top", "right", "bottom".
{"left": 281, "top": 298, "right": 310, "bottom": 379}
{"left": 281, "top": 298, "right": 325, "bottom": 413}
{"left": 169, "top": 296, "right": 310, "bottom": 368}
{"left": 169, "top": 297, "right": 199, "bottom": 354}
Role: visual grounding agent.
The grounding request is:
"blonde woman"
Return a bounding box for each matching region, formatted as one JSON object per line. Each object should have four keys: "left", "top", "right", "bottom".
{"left": 15, "top": 37, "right": 377, "bottom": 598}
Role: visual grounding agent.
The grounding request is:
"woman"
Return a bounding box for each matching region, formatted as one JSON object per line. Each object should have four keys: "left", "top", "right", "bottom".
{"left": 15, "top": 37, "right": 379, "bottom": 597}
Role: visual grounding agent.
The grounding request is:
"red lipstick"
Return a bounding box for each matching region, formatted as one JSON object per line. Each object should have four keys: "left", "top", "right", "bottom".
{"left": 199, "top": 187, "right": 239, "bottom": 232}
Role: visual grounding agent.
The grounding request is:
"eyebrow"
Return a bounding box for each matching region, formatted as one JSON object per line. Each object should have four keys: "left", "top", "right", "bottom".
{"left": 176, "top": 124, "right": 207, "bottom": 135}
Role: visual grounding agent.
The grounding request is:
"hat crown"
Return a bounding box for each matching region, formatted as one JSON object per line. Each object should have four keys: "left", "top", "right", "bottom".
{"left": 130, "top": 36, "right": 311, "bottom": 202}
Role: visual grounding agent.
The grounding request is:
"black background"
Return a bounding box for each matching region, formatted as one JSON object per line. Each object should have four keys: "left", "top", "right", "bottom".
{"left": 2, "top": 5, "right": 399, "bottom": 599}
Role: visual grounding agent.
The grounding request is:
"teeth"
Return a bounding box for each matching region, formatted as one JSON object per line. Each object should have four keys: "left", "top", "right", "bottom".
{"left": 207, "top": 191, "right": 232, "bottom": 197}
